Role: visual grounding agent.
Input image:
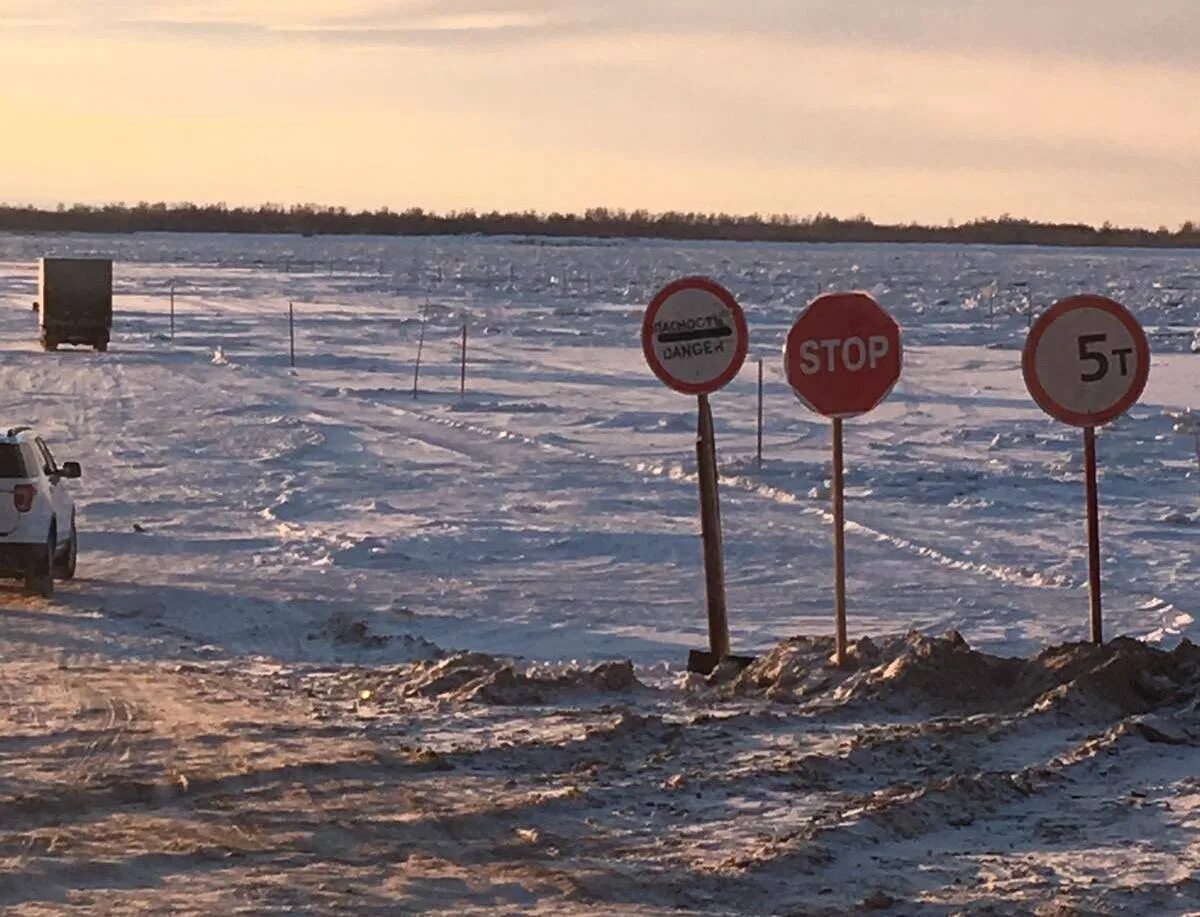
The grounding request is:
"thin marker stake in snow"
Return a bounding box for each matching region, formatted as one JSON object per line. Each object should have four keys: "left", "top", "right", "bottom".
{"left": 1022, "top": 294, "right": 1151, "bottom": 645}
{"left": 460, "top": 322, "right": 468, "bottom": 400}
{"left": 756, "top": 359, "right": 764, "bottom": 469}
{"left": 413, "top": 299, "right": 429, "bottom": 399}
{"left": 288, "top": 301, "right": 295, "bottom": 368}
{"left": 170, "top": 281, "right": 176, "bottom": 341}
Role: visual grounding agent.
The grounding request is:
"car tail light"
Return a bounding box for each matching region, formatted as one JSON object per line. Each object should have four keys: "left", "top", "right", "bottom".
{"left": 13, "top": 485, "right": 35, "bottom": 513}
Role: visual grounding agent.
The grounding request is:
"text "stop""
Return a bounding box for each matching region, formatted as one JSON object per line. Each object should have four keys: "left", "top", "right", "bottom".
{"left": 794, "top": 336, "right": 891, "bottom": 375}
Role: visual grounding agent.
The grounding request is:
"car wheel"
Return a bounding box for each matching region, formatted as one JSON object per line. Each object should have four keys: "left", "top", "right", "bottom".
{"left": 25, "top": 530, "right": 54, "bottom": 598}
{"left": 94, "top": 338, "right": 108, "bottom": 352}
{"left": 54, "top": 518, "right": 77, "bottom": 580}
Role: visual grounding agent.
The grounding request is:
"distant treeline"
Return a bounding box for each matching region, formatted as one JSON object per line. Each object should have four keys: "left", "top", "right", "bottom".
{"left": 3, "top": 202, "right": 1200, "bottom": 249}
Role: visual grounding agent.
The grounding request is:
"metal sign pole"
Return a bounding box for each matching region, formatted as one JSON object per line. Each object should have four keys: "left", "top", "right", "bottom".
{"left": 832, "top": 417, "right": 848, "bottom": 667}
{"left": 696, "top": 393, "right": 730, "bottom": 661}
{"left": 1083, "top": 425, "right": 1103, "bottom": 644}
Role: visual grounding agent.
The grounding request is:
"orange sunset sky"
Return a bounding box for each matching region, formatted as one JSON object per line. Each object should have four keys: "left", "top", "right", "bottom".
{"left": 1, "top": 1, "right": 1197, "bottom": 227}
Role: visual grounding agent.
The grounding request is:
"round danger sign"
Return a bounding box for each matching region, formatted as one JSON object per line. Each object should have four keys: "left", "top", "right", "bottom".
{"left": 784, "top": 292, "right": 903, "bottom": 418}
{"left": 1023, "top": 295, "right": 1150, "bottom": 427}
{"left": 642, "top": 277, "right": 748, "bottom": 395}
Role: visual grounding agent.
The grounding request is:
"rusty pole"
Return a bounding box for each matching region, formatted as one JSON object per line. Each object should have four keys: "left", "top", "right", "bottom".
{"left": 832, "top": 417, "right": 848, "bottom": 667}
{"left": 1084, "top": 425, "right": 1103, "bottom": 645}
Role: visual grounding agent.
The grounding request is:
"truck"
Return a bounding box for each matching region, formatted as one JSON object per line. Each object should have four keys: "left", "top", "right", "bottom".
{"left": 37, "top": 258, "right": 113, "bottom": 352}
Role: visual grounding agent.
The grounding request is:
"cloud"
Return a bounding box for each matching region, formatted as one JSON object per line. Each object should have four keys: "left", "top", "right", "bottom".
{"left": 7, "top": 0, "right": 1199, "bottom": 68}
{"left": 2, "top": 0, "right": 1197, "bottom": 226}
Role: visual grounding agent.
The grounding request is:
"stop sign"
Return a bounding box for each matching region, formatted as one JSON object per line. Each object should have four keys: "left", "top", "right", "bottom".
{"left": 784, "top": 292, "right": 903, "bottom": 418}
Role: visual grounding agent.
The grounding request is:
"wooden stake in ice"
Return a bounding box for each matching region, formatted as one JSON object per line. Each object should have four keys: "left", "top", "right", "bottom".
{"left": 1022, "top": 295, "right": 1151, "bottom": 645}
{"left": 412, "top": 299, "right": 429, "bottom": 399}
{"left": 756, "top": 359, "right": 764, "bottom": 468}
{"left": 460, "top": 321, "right": 468, "bottom": 399}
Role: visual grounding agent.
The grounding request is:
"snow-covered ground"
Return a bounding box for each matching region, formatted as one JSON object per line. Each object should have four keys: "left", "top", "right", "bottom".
{"left": 0, "top": 233, "right": 1197, "bottom": 914}
{"left": 2, "top": 232, "right": 1193, "bottom": 661}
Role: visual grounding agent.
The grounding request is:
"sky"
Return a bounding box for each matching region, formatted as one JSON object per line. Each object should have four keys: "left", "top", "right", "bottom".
{"left": 0, "top": 1, "right": 1198, "bottom": 227}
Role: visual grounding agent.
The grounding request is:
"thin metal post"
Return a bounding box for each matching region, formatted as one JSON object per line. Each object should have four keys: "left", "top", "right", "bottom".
{"left": 1084, "top": 425, "right": 1103, "bottom": 645}
{"left": 413, "top": 300, "right": 429, "bottom": 399}
{"left": 696, "top": 393, "right": 730, "bottom": 660}
{"left": 460, "top": 322, "right": 467, "bottom": 399}
{"left": 170, "top": 282, "right": 176, "bottom": 341}
{"left": 832, "top": 417, "right": 848, "bottom": 667}
{"left": 288, "top": 301, "right": 295, "bottom": 368}
{"left": 756, "top": 359, "right": 764, "bottom": 468}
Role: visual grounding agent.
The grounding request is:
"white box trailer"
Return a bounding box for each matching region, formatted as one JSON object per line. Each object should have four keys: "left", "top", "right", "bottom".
{"left": 37, "top": 258, "right": 112, "bottom": 352}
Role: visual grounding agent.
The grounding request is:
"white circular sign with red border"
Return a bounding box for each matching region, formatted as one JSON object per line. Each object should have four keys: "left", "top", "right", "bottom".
{"left": 1023, "top": 294, "right": 1150, "bottom": 428}
{"left": 642, "top": 277, "right": 748, "bottom": 395}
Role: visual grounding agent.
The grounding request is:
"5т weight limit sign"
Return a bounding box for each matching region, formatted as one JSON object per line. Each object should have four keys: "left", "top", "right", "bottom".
{"left": 1023, "top": 294, "right": 1150, "bottom": 427}
{"left": 1022, "top": 293, "right": 1150, "bottom": 647}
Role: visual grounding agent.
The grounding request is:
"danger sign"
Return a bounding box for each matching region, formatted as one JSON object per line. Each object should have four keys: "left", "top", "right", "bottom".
{"left": 1023, "top": 295, "right": 1150, "bottom": 427}
{"left": 642, "top": 277, "right": 749, "bottom": 395}
{"left": 784, "top": 292, "right": 903, "bottom": 417}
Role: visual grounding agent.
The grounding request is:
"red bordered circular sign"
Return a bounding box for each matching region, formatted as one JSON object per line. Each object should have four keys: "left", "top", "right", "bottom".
{"left": 642, "top": 277, "right": 749, "bottom": 395}
{"left": 1022, "top": 294, "right": 1150, "bottom": 428}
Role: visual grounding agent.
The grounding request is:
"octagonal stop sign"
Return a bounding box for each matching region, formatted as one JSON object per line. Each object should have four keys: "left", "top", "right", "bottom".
{"left": 784, "top": 292, "right": 903, "bottom": 417}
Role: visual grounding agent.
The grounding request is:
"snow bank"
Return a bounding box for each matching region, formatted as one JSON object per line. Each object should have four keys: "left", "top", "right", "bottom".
{"left": 308, "top": 652, "right": 643, "bottom": 708}
{"left": 731, "top": 630, "right": 1200, "bottom": 720}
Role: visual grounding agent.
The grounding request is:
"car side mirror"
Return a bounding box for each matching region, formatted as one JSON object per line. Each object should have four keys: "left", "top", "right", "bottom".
{"left": 60, "top": 462, "right": 81, "bottom": 479}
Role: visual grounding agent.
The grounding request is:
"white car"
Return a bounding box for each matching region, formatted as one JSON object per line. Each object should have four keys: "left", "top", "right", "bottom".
{"left": 0, "top": 426, "right": 79, "bottom": 596}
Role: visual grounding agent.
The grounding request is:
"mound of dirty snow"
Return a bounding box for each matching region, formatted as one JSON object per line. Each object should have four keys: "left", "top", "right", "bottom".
{"left": 732, "top": 630, "right": 1200, "bottom": 719}
{"left": 308, "top": 652, "right": 642, "bottom": 709}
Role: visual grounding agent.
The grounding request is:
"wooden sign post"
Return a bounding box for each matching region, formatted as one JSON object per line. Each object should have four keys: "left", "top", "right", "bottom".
{"left": 642, "top": 277, "right": 749, "bottom": 674}
{"left": 783, "top": 292, "right": 903, "bottom": 668}
{"left": 1023, "top": 294, "right": 1151, "bottom": 644}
